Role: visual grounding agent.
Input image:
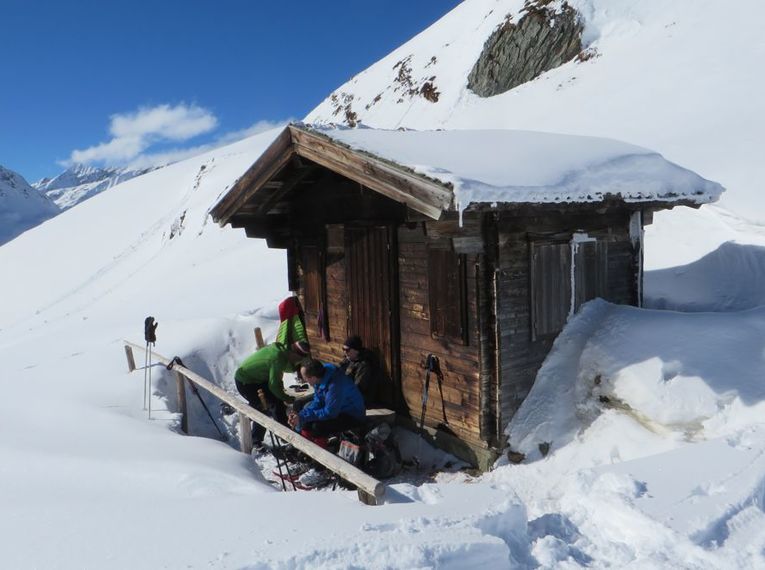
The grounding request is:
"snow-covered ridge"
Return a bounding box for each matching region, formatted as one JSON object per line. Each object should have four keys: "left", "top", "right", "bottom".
{"left": 34, "top": 163, "right": 155, "bottom": 210}
{"left": 306, "top": 0, "right": 765, "bottom": 222}
{"left": 0, "top": 164, "right": 59, "bottom": 245}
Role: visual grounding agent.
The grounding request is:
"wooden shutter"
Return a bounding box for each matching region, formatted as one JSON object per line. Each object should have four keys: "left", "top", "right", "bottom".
{"left": 301, "top": 244, "right": 324, "bottom": 325}
{"left": 428, "top": 247, "right": 468, "bottom": 343}
{"left": 574, "top": 241, "right": 608, "bottom": 311}
{"left": 531, "top": 242, "right": 571, "bottom": 339}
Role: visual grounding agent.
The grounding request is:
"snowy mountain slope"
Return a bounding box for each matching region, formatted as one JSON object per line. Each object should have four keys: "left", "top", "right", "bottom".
{"left": 34, "top": 163, "right": 154, "bottom": 210}
{"left": 1, "top": 0, "right": 764, "bottom": 568}
{"left": 306, "top": 0, "right": 765, "bottom": 246}
{"left": 0, "top": 130, "right": 529, "bottom": 569}
{"left": 0, "top": 164, "right": 59, "bottom": 245}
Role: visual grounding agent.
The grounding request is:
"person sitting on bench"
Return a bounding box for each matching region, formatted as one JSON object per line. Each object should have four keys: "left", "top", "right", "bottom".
{"left": 287, "top": 358, "right": 365, "bottom": 444}
{"left": 339, "top": 335, "right": 381, "bottom": 406}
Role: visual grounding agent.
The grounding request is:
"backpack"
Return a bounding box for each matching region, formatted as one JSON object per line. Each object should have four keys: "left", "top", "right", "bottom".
{"left": 362, "top": 424, "right": 402, "bottom": 479}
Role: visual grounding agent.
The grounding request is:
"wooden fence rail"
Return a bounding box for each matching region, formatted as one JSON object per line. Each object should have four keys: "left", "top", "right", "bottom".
{"left": 123, "top": 340, "right": 384, "bottom": 505}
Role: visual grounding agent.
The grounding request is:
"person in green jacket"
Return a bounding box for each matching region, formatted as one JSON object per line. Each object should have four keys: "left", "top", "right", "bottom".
{"left": 235, "top": 340, "right": 310, "bottom": 445}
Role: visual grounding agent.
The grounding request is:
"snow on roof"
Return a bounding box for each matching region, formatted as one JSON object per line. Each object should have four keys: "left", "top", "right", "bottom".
{"left": 306, "top": 125, "right": 724, "bottom": 210}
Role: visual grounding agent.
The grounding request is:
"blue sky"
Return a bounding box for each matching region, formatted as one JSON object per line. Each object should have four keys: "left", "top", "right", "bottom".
{"left": 1, "top": 0, "right": 461, "bottom": 182}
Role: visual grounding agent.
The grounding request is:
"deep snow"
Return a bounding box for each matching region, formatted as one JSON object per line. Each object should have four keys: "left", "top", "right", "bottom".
{"left": 2, "top": 0, "right": 765, "bottom": 568}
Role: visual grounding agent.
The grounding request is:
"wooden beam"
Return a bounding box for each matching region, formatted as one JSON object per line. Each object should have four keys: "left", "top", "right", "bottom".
{"left": 124, "top": 340, "right": 384, "bottom": 504}
{"left": 290, "top": 126, "right": 451, "bottom": 220}
{"left": 256, "top": 163, "right": 316, "bottom": 215}
{"left": 211, "top": 127, "right": 294, "bottom": 225}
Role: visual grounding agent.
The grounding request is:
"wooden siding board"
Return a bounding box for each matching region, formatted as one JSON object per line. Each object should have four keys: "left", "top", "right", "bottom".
{"left": 396, "top": 224, "right": 483, "bottom": 444}
{"left": 497, "top": 209, "right": 640, "bottom": 427}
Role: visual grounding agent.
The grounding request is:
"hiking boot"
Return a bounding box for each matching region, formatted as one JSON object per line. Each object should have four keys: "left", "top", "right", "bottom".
{"left": 297, "top": 468, "right": 331, "bottom": 489}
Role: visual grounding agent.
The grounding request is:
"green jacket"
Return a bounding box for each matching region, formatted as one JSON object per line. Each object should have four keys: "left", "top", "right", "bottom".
{"left": 234, "top": 344, "right": 294, "bottom": 403}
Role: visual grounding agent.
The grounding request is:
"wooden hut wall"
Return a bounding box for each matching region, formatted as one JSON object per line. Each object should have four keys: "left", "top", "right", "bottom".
{"left": 496, "top": 209, "right": 639, "bottom": 426}
{"left": 397, "top": 217, "right": 485, "bottom": 447}
{"left": 295, "top": 226, "right": 348, "bottom": 366}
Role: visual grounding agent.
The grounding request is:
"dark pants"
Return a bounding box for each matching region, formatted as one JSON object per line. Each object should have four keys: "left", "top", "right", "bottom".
{"left": 235, "top": 380, "right": 288, "bottom": 443}
{"left": 303, "top": 414, "right": 364, "bottom": 436}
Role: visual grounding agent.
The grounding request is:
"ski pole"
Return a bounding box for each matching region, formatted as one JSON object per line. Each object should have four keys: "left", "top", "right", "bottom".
{"left": 143, "top": 342, "right": 149, "bottom": 410}
{"left": 144, "top": 317, "right": 158, "bottom": 418}
{"left": 415, "top": 354, "right": 435, "bottom": 471}
{"left": 269, "top": 432, "right": 297, "bottom": 491}
{"left": 166, "top": 356, "right": 226, "bottom": 440}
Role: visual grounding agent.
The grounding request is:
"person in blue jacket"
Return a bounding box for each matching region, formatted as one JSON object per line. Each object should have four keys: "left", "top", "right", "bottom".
{"left": 287, "top": 358, "right": 365, "bottom": 437}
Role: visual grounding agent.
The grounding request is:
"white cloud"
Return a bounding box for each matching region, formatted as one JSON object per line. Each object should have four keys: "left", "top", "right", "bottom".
{"left": 65, "top": 103, "right": 218, "bottom": 167}
{"left": 109, "top": 104, "right": 218, "bottom": 141}
{"left": 63, "top": 106, "right": 292, "bottom": 171}
{"left": 70, "top": 135, "right": 146, "bottom": 164}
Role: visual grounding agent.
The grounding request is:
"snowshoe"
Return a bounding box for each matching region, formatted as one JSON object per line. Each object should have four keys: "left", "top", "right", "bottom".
{"left": 271, "top": 462, "right": 310, "bottom": 482}
{"left": 294, "top": 468, "right": 333, "bottom": 490}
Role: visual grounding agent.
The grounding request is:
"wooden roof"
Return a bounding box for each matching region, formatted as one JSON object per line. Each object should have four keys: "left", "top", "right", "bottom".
{"left": 210, "top": 124, "right": 454, "bottom": 226}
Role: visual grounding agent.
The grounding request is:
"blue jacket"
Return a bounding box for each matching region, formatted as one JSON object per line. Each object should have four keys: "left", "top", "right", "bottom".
{"left": 298, "top": 364, "right": 365, "bottom": 426}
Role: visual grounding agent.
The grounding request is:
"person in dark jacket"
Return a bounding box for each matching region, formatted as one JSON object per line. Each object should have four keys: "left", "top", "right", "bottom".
{"left": 339, "top": 335, "right": 380, "bottom": 406}
{"left": 235, "top": 341, "right": 310, "bottom": 444}
{"left": 287, "top": 358, "right": 365, "bottom": 437}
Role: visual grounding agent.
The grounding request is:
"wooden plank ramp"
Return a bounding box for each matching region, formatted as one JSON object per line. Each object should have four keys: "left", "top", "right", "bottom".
{"left": 123, "top": 340, "right": 385, "bottom": 505}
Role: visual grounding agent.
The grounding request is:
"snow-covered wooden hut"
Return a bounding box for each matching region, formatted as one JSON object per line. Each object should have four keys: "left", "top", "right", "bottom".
{"left": 211, "top": 124, "right": 722, "bottom": 468}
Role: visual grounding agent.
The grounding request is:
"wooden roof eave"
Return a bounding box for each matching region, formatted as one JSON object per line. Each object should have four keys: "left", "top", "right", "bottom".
{"left": 210, "top": 127, "right": 294, "bottom": 225}
{"left": 211, "top": 125, "right": 454, "bottom": 226}
{"left": 289, "top": 125, "right": 453, "bottom": 220}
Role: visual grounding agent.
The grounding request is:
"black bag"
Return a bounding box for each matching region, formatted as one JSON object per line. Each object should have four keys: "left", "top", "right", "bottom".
{"left": 363, "top": 424, "right": 402, "bottom": 479}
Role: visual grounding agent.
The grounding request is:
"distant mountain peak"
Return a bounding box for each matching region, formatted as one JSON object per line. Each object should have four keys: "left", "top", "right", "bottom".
{"left": 34, "top": 163, "right": 155, "bottom": 210}
{"left": 0, "top": 164, "right": 59, "bottom": 245}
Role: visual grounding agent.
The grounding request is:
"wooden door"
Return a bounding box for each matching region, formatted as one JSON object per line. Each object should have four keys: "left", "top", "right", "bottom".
{"left": 345, "top": 225, "right": 398, "bottom": 406}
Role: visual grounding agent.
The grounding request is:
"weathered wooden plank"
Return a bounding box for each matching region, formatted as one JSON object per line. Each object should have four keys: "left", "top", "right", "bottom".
{"left": 211, "top": 127, "right": 293, "bottom": 224}
{"left": 124, "top": 341, "right": 384, "bottom": 503}
{"left": 174, "top": 371, "right": 188, "bottom": 434}
{"left": 291, "top": 126, "right": 451, "bottom": 220}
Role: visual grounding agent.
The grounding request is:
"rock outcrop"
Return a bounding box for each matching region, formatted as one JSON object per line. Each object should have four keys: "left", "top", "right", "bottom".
{"left": 467, "top": 1, "right": 583, "bottom": 97}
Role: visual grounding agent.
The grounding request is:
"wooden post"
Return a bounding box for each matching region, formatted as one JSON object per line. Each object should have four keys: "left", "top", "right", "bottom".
{"left": 254, "top": 327, "right": 265, "bottom": 349}
{"left": 239, "top": 413, "right": 253, "bottom": 454}
{"left": 175, "top": 371, "right": 188, "bottom": 434}
{"left": 124, "top": 345, "right": 136, "bottom": 372}
{"left": 358, "top": 490, "right": 378, "bottom": 506}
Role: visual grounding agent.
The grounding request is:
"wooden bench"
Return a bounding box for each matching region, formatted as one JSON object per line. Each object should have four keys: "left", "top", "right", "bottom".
{"left": 366, "top": 408, "right": 396, "bottom": 425}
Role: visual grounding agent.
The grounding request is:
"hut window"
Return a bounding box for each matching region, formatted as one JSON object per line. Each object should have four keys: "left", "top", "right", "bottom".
{"left": 530, "top": 236, "right": 608, "bottom": 339}
{"left": 428, "top": 247, "right": 468, "bottom": 344}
